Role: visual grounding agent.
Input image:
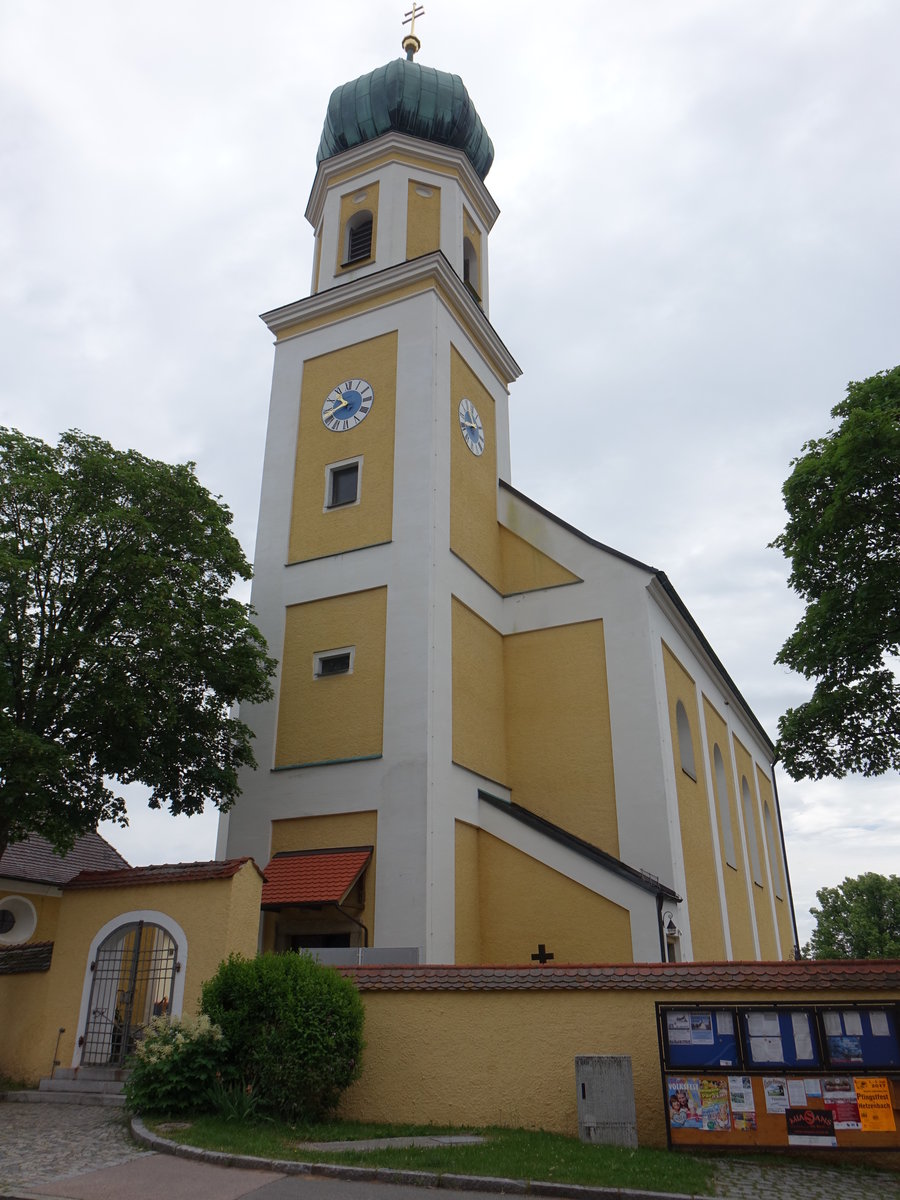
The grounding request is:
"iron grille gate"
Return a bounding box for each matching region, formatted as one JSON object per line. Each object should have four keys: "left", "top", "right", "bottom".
{"left": 81, "top": 921, "right": 177, "bottom": 1066}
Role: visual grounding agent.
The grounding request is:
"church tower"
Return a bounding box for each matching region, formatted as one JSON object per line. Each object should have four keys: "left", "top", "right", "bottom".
{"left": 221, "top": 39, "right": 522, "bottom": 961}
{"left": 222, "top": 35, "right": 797, "bottom": 967}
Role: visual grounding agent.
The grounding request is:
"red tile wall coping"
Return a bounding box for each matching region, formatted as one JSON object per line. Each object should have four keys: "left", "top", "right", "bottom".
{"left": 340, "top": 960, "right": 900, "bottom": 992}
{"left": 65, "top": 857, "right": 261, "bottom": 889}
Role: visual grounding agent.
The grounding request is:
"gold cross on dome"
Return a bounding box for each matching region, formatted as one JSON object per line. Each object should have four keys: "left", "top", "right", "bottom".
{"left": 402, "top": 4, "right": 425, "bottom": 58}
{"left": 402, "top": 4, "right": 425, "bottom": 36}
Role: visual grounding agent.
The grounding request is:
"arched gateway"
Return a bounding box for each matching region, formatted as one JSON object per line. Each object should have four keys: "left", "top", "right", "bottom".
{"left": 80, "top": 920, "right": 178, "bottom": 1066}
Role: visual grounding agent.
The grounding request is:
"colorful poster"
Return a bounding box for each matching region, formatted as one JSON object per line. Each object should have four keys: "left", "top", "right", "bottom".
{"left": 786, "top": 1107, "right": 838, "bottom": 1147}
{"left": 667, "top": 1012, "right": 692, "bottom": 1045}
{"left": 691, "top": 1013, "right": 714, "bottom": 1045}
{"left": 698, "top": 1077, "right": 731, "bottom": 1131}
{"left": 763, "top": 1076, "right": 789, "bottom": 1114}
{"left": 668, "top": 1077, "right": 703, "bottom": 1129}
{"left": 822, "top": 1076, "right": 861, "bottom": 1130}
{"left": 667, "top": 1011, "right": 716, "bottom": 1047}
{"left": 854, "top": 1077, "right": 896, "bottom": 1132}
{"left": 727, "top": 1076, "right": 756, "bottom": 1130}
{"left": 828, "top": 1035, "right": 864, "bottom": 1065}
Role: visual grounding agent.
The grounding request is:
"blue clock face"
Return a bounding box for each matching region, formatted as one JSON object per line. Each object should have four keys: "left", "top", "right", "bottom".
{"left": 322, "top": 379, "right": 374, "bottom": 431}
{"left": 458, "top": 397, "right": 484, "bottom": 455}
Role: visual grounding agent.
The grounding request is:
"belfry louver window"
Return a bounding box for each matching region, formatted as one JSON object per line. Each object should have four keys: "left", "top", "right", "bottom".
{"left": 346, "top": 214, "right": 373, "bottom": 263}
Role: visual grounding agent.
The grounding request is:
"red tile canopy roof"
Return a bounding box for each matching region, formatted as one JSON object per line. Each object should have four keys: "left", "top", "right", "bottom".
{"left": 261, "top": 846, "right": 372, "bottom": 907}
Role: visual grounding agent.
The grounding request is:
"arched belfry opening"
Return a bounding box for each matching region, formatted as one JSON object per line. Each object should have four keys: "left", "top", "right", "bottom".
{"left": 463, "top": 236, "right": 480, "bottom": 299}
{"left": 80, "top": 920, "right": 178, "bottom": 1066}
{"left": 345, "top": 210, "right": 373, "bottom": 265}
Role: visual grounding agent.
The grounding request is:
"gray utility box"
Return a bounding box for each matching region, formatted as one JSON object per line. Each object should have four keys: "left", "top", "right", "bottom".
{"left": 575, "top": 1055, "right": 638, "bottom": 1147}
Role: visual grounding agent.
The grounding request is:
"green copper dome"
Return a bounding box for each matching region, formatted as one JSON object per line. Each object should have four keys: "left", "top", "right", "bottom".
{"left": 317, "top": 58, "right": 494, "bottom": 181}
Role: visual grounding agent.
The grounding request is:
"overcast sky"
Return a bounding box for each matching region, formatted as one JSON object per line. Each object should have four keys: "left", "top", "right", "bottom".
{"left": 2, "top": 0, "right": 898, "bottom": 950}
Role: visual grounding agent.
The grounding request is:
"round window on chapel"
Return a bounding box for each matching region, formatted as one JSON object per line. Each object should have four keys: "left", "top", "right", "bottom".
{"left": 0, "top": 909, "right": 14, "bottom": 935}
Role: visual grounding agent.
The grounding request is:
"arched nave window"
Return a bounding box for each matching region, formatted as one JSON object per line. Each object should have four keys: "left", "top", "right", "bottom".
{"left": 713, "top": 745, "right": 737, "bottom": 868}
{"left": 675, "top": 701, "right": 696, "bottom": 780}
{"left": 741, "top": 776, "right": 763, "bottom": 885}
{"left": 763, "top": 801, "right": 784, "bottom": 899}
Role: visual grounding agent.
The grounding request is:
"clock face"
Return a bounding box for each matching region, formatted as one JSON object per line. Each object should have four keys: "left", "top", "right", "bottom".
{"left": 458, "top": 397, "right": 484, "bottom": 456}
{"left": 322, "top": 379, "right": 374, "bottom": 431}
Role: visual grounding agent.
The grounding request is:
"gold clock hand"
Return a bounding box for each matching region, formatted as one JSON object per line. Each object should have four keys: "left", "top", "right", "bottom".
{"left": 323, "top": 396, "right": 350, "bottom": 419}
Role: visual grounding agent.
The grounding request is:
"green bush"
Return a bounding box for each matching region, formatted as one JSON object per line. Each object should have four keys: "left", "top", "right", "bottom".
{"left": 201, "top": 952, "right": 365, "bottom": 1123}
{"left": 124, "top": 1013, "right": 225, "bottom": 1115}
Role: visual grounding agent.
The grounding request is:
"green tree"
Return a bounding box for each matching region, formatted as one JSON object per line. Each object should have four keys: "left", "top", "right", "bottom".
{"left": 0, "top": 427, "right": 275, "bottom": 860}
{"left": 772, "top": 365, "right": 900, "bottom": 780}
{"left": 805, "top": 872, "right": 900, "bottom": 959}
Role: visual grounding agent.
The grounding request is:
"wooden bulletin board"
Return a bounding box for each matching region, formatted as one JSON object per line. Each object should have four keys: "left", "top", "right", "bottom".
{"left": 658, "top": 1003, "right": 900, "bottom": 1150}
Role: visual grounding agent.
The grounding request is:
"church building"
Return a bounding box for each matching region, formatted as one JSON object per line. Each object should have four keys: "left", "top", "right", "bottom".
{"left": 219, "top": 31, "right": 798, "bottom": 967}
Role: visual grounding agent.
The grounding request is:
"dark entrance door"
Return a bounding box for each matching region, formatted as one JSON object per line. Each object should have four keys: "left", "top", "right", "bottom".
{"left": 81, "top": 921, "right": 177, "bottom": 1066}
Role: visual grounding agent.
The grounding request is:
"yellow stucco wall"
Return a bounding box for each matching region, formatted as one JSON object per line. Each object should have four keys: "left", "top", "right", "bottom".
{"left": 662, "top": 645, "right": 726, "bottom": 961}
{"left": 275, "top": 587, "right": 387, "bottom": 768}
{"left": 506, "top": 620, "right": 619, "bottom": 856}
{"left": 454, "top": 823, "right": 632, "bottom": 965}
{"left": 0, "top": 887, "right": 61, "bottom": 945}
{"left": 336, "top": 181, "right": 379, "bottom": 274}
{"left": 498, "top": 525, "right": 580, "bottom": 594}
{"left": 451, "top": 598, "right": 508, "bottom": 786}
{"left": 449, "top": 346, "right": 501, "bottom": 588}
{"left": 0, "top": 864, "right": 262, "bottom": 1084}
{"left": 288, "top": 332, "right": 397, "bottom": 564}
{"left": 733, "top": 737, "right": 779, "bottom": 958}
{"left": 702, "top": 698, "right": 755, "bottom": 960}
{"left": 406, "top": 179, "right": 441, "bottom": 259}
{"left": 269, "top": 811, "right": 378, "bottom": 942}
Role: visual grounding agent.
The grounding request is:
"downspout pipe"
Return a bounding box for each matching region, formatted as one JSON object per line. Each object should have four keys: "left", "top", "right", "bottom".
{"left": 333, "top": 904, "right": 369, "bottom": 948}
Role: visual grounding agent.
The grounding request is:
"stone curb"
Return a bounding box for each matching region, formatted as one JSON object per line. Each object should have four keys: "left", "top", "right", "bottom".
{"left": 130, "top": 1117, "right": 719, "bottom": 1200}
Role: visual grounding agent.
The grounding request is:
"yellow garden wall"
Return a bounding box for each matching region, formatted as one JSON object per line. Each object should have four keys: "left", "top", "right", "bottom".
{"left": 337, "top": 965, "right": 900, "bottom": 1148}
{"left": 0, "top": 861, "right": 262, "bottom": 1084}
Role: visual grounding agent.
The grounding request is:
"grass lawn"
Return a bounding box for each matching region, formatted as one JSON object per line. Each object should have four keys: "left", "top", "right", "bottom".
{"left": 145, "top": 1116, "right": 716, "bottom": 1195}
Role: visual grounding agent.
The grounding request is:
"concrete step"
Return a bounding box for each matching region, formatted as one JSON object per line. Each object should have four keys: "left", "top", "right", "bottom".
{"left": 51, "top": 1066, "right": 130, "bottom": 1082}
{"left": 39, "top": 1076, "right": 125, "bottom": 1094}
{"left": 1, "top": 1089, "right": 126, "bottom": 1107}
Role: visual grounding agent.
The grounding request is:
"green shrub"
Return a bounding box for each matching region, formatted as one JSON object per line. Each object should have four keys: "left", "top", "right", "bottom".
{"left": 201, "top": 952, "right": 364, "bottom": 1122}
{"left": 124, "top": 1013, "right": 225, "bottom": 1115}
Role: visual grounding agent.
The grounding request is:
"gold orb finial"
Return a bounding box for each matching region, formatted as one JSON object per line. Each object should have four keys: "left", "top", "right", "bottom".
{"left": 402, "top": 4, "right": 424, "bottom": 60}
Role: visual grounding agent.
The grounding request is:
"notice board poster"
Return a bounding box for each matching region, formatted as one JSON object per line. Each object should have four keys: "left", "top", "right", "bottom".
{"left": 786, "top": 1107, "right": 838, "bottom": 1148}
{"left": 855, "top": 1077, "right": 897, "bottom": 1132}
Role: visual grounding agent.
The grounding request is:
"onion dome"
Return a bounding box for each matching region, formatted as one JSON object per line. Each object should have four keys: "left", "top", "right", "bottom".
{"left": 316, "top": 58, "right": 494, "bottom": 181}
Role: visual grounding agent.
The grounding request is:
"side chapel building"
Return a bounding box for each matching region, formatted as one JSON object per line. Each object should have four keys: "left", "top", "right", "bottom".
{"left": 218, "top": 38, "right": 799, "bottom": 967}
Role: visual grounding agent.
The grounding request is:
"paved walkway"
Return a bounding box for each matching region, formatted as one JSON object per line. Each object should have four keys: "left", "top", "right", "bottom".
{"left": 1, "top": 1101, "right": 899, "bottom": 1200}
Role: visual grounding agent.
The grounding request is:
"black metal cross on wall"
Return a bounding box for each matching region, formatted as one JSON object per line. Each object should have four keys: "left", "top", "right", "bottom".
{"left": 531, "top": 943, "right": 554, "bottom": 964}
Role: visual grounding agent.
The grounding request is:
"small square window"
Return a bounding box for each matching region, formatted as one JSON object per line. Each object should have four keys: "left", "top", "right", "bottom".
{"left": 327, "top": 461, "right": 359, "bottom": 508}
{"left": 320, "top": 652, "right": 350, "bottom": 676}
{"left": 314, "top": 647, "right": 354, "bottom": 678}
